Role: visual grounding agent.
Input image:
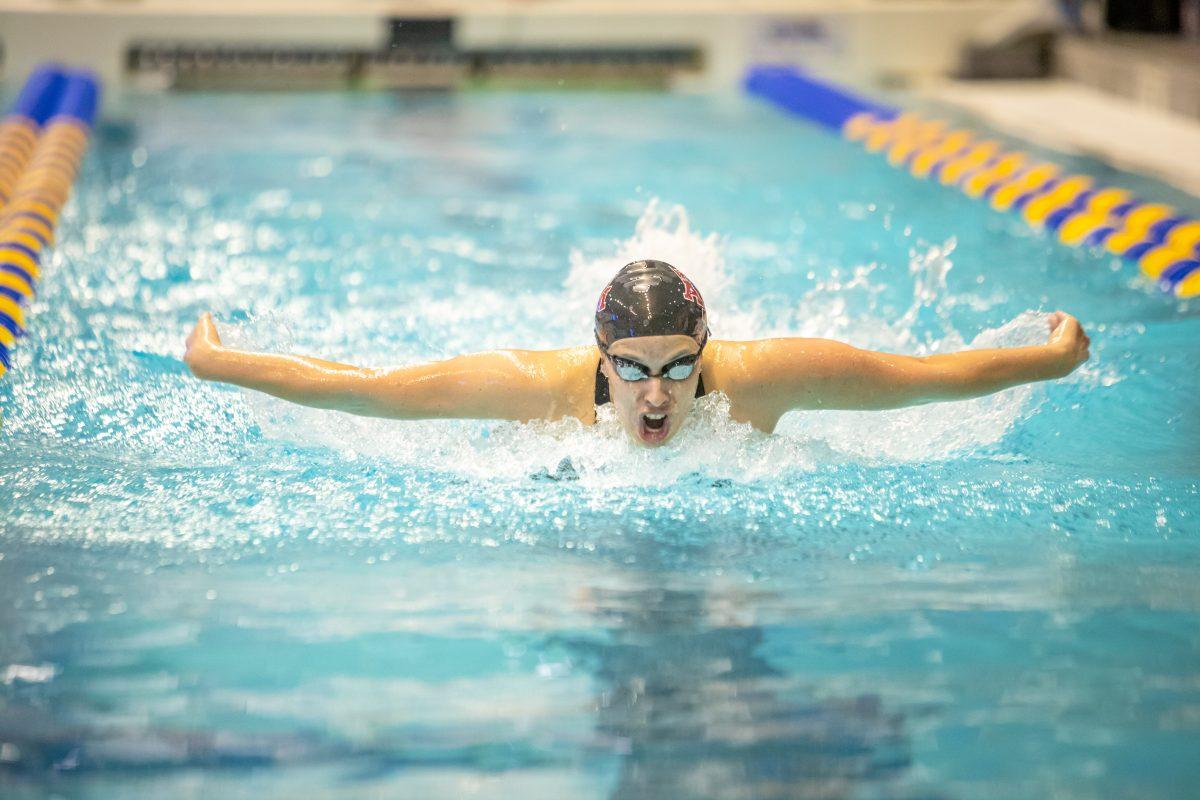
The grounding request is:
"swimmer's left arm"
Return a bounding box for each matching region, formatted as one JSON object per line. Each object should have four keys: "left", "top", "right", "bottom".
{"left": 727, "top": 311, "right": 1090, "bottom": 420}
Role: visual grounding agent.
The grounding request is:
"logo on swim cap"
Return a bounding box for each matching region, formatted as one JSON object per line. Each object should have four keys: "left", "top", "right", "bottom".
{"left": 669, "top": 266, "right": 705, "bottom": 310}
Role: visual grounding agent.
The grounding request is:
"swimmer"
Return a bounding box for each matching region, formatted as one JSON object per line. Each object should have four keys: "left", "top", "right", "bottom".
{"left": 184, "top": 259, "right": 1090, "bottom": 447}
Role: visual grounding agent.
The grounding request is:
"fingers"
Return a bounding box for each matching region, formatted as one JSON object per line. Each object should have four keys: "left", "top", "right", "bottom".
{"left": 208, "top": 315, "right": 223, "bottom": 346}
{"left": 195, "top": 312, "right": 222, "bottom": 345}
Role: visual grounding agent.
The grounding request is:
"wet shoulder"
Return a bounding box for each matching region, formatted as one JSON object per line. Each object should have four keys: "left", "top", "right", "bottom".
{"left": 700, "top": 339, "right": 778, "bottom": 431}
{"left": 700, "top": 339, "right": 755, "bottom": 393}
{"left": 534, "top": 345, "right": 599, "bottom": 423}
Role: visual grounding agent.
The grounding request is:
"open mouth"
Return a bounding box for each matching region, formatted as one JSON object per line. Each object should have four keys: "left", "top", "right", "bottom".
{"left": 638, "top": 412, "right": 670, "bottom": 444}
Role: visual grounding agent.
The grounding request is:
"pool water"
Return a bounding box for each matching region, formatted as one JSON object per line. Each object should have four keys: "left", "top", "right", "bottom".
{"left": 1, "top": 89, "right": 1198, "bottom": 799}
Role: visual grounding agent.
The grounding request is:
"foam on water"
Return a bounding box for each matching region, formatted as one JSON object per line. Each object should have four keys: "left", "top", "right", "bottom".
{"left": 225, "top": 200, "right": 1055, "bottom": 486}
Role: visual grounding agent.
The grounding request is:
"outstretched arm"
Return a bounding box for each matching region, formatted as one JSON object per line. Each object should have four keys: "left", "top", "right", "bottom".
{"left": 724, "top": 311, "right": 1090, "bottom": 423}
{"left": 183, "top": 313, "right": 576, "bottom": 422}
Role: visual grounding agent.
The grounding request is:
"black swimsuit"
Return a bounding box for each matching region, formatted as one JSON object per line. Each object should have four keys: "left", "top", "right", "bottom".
{"left": 593, "top": 360, "right": 707, "bottom": 406}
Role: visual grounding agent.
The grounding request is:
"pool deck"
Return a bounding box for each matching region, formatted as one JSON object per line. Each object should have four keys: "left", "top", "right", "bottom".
{"left": 922, "top": 79, "right": 1200, "bottom": 198}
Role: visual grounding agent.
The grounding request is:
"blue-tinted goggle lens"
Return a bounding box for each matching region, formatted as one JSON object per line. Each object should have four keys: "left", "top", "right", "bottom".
{"left": 610, "top": 354, "right": 698, "bottom": 382}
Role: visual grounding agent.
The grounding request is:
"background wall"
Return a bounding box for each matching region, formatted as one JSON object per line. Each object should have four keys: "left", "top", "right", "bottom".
{"left": 0, "top": 0, "right": 1033, "bottom": 90}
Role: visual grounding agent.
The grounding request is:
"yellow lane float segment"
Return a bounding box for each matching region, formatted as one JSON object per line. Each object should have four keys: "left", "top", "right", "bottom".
{"left": 937, "top": 141, "right": 1000, "bottom": 185}
{"left": 27, "top": 159, "right": 79, "bottom": 181}
{"left": 0, "top": 247, "right": 41, "bottom": 280}
{"left": 842, "top": 111, "right": 878, "bottom": 142}
{"left": 1137, "top": 221, "right": 1200, "bottom": 278}
{"left": 1175, "top": 270, "right": 1200, "bottom": 298}
{"left": 962, "top": 152, "right": 1028, "bottom": 198}
{"left": 887, "top": 118, "right": 946, "bottom": 166}
{"left": 0, "top": 119, "right": 39, "bottom": 199}
{"left": 1084, "top": 187, "right": 1134, "bottom": 216}
{"left": 0, "top": 133, "right": 33, "bottom": 156}
{"left": 0, "top": 127, "right": 37, "bottom": 161}
{"left": 1106, "top": 204, "right": 1176, "bottom": 255}
{"left": 1139, "top": 245, "right": 1190, "bottom": 279}
{"left": 8, "top": 183, "right": 71, "bottom": 208}
{"left": 862, "top": 118, "right": 896, "bottom": 152}
{"left": 909, "top": 130, "right": 974, "bottom": 178}
{"left": 1023, "top": 175, "right": 1094, "bottom": 227}
{"left": 0, "top": 119, "right": 37, "bottom": 148}
{"left": 864, "top": 112, "right": 921, "bottom": 153}
{"left": 0, "top": 162, "right": 22, "bottom": 184}
{"left": 1057, "top": 211, "right": 1110, "bottom": 246}
{"left": 3, "top": 231, "right": 46, "bottom": 254}
{"left": 0, "top": 295, "right": 25, "bottom": 329}
{"left": 0, "top": 114, "right": 38, "bottom": 139}
{"left": 25, "top": 152, "right": 80, "bottom": 175}
{"left": 0, "top": 147, "right": 29, "bottom": 170}
{"left": 0, "top": 270, "right": 35, "bottom": 299}
{"left": 1163, "top": 220, "right": 1200, "bottom": 251}
{"left": 0, "top": 199, "right": 59, "bottom": 226}
{"left": 15, "top": 173, "right": 74, "bottom": 194}
{"left": 989, "top": 163, "right": 1059, "bottom": 211}
{"left": 3, "top": 217, "right": 55, "bottom": 245}
{"left": 1055, "top": 188, "right": 1138, "bottom": 245}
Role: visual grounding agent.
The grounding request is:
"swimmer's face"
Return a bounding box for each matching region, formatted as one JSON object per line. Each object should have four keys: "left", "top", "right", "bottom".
{"left": 601, "top": 334, "right": 702, "bottom": 448}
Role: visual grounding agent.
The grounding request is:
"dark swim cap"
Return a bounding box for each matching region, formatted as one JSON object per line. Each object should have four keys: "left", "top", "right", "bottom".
{"left": 595, "top": 260, "right": 708, "bottom": 348}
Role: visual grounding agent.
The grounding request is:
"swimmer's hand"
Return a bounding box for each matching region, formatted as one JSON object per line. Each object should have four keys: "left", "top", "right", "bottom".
{"left": 1045, "top": 311, "right": 1091, "bottom": 377}
{"left": 184, "top": 312, "right": 225, "bottom": 379}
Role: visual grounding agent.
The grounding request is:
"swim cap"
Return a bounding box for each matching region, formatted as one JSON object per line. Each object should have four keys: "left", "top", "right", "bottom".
{"left": 594, "top": 259, "right": 708, "bottom": 348}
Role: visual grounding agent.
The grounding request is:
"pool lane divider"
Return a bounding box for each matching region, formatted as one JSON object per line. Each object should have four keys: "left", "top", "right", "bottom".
{"left": 0, "top": 65, "right": 100, "bottom": 379}
{"left": 744, "top": 66, "right": 1200, "bottom": 299}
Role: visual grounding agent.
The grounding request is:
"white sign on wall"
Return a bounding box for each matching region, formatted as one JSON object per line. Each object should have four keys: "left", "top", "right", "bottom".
{"left": 750, "top": 16, "right": 846, "bottom": 71}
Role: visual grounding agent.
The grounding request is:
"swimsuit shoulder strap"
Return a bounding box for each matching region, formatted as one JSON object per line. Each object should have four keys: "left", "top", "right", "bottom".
{"left": 594, "top": 360, "right": 611, "bottom": 406}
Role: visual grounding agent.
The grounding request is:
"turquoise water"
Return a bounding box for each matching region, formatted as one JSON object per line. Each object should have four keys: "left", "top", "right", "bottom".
{"left": 2, "top": 90, "right": 1199, "bottom": 799}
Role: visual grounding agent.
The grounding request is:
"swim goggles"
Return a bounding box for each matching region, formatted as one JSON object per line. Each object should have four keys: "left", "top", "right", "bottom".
{"left": 600, "top": 346, "right": 702, "bottom": 382}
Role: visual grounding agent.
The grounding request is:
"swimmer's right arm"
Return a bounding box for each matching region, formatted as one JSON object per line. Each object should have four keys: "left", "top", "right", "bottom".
{"left": 183, "top": 313, "right": 576, "bottom": 422}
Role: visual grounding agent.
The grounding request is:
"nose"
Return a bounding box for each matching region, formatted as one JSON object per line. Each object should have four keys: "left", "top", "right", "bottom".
{"left": 643, "top": 377, "right": 671, "bottom": 409}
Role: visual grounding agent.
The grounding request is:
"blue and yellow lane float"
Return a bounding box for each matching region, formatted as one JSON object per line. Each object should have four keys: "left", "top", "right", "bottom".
{"left": 0, "top": 65, "right": 100, "bottom": 378}
{"left": 745, "top": 66, "right": 1200, "bottom": 299}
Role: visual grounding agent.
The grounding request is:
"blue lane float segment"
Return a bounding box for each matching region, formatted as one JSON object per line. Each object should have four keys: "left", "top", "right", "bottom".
{"left": 1084, "top": 226, "right": 1117, "bottom": 247}
{"left": 1158, "top": 259, "right": 1200, "bottom": 289}
{"left": 1148, "top": 216, "right": 1187, "bottom": 242}
{"left": 0, "top": 264, "right": 36, "bottom": 288}
{"left": 3, "top": 242, "right": 39, "bottom": 262}
{"left": 0, "top": 313, "right": 20, "bottom": 340}
{"left": 744, "top": 66, "right": 898, "bottom": 131}
{"left": 1124, "top": 241, "right": 1157, "bottom": 262}
{"left": 9, "top": 65, "right": 66, "bottom": 124}
{"left": 9, "top": 211, "right": 55, "bottom": 231}
{"left": 1045, "top": 207, "right": 1075, "bottom": 232}
{"left": 53, "top": 72, "right": 101, "bottom": 126}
